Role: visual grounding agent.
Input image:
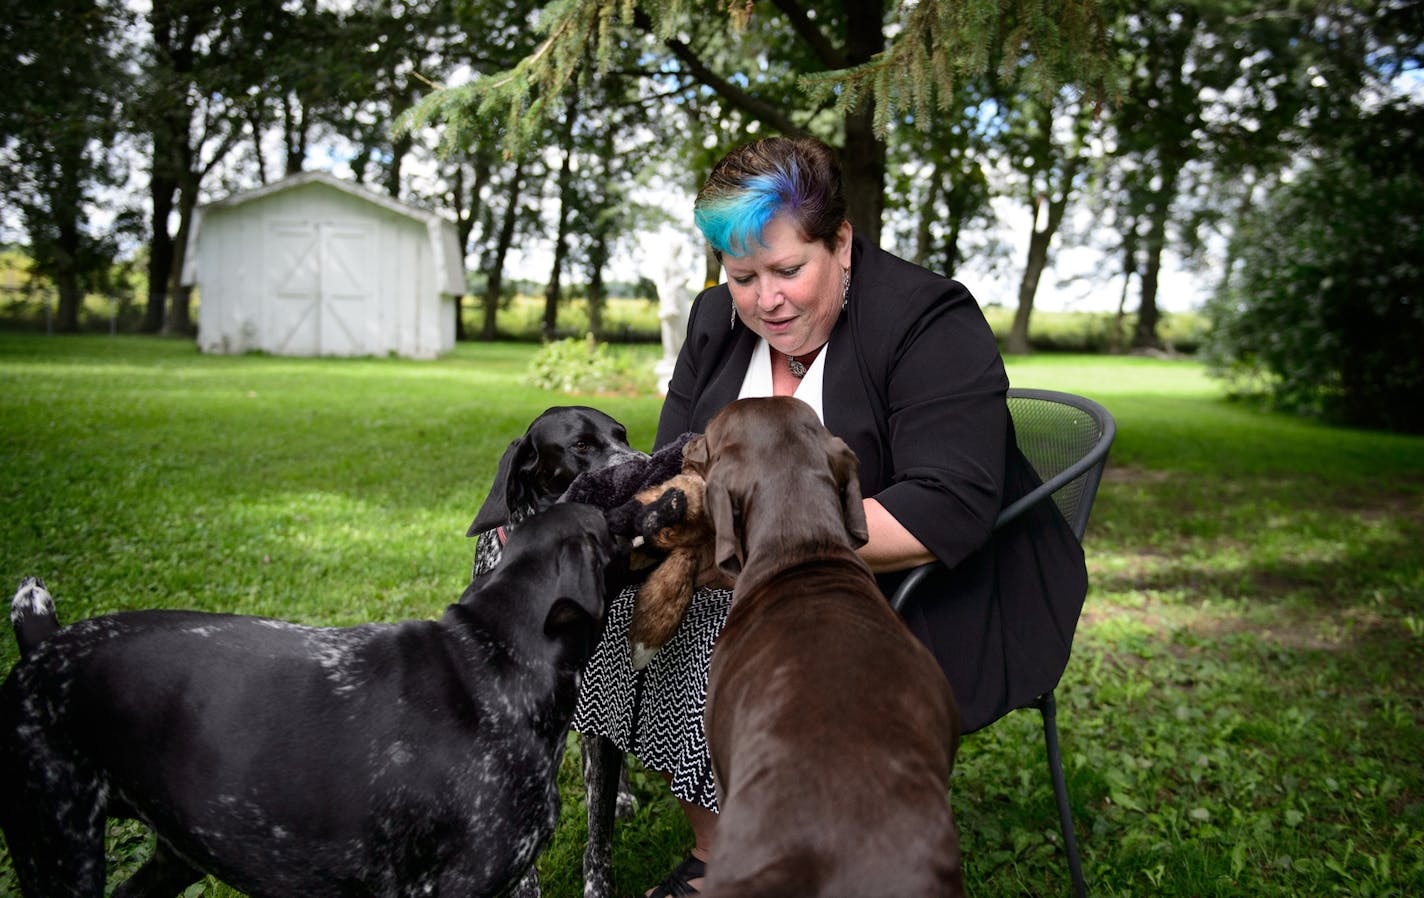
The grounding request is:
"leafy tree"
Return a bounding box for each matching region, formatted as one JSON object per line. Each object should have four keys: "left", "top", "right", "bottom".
{"left": 1099, "top": 0, "right": 1388, "bottom": 350}
{"left": 135, "top": 0, "right": 260, "bottom": 335}
{"left": 998, "top": 90, "right": 1096, "bottom": 354}
{"left": 0, "top": 0, "right": 131, "bottom": 332}
{"left": 882, "top": 78, "right": 999, "bottom": 279}
{"left": 401, "top": 0, "right": 1111, "bottom": 242}
{"left": 1204, "top": 100, "right": 1424, "bottom": 433}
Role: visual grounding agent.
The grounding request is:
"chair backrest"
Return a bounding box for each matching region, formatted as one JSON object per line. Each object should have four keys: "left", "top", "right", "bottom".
{"left": 887, "top": 388, "right": 1115, "bottom": 616}
{"left": 997, "top": 389, "right": 1116, "bottom": 540}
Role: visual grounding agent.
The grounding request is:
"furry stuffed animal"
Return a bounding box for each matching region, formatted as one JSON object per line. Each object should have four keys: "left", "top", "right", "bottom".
{"left": 559, "top": 432, "right": 693, "bottom": 558}
{"left": 559, "top": 433, "right": 727, "bottom": 668}
{"left": 621, "top": 471, "right": 727, "bottom": 668}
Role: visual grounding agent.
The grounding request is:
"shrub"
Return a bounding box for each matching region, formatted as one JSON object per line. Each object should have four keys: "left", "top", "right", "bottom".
{"left": 526, "top": 336, "right": 657, "bottom": 395}
{"left": 1204, "top": 100, "right": 1424, "bottom": 433}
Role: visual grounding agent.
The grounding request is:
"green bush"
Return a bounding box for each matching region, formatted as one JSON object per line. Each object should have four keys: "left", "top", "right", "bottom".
{"left": 1204, "top": 100, "right": 1424, "bottom": 433}
{"left": 526, "top": 336, "right": 658, "bottom": 395}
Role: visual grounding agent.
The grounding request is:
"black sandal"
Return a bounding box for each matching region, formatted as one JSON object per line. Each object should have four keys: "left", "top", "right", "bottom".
{"left": 646, "top": 854, "right": 706, "bottom": 897}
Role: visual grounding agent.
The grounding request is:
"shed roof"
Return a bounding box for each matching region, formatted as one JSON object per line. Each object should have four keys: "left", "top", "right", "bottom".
{"left": 181, "top": 171, "right": 466, "bottom": 295}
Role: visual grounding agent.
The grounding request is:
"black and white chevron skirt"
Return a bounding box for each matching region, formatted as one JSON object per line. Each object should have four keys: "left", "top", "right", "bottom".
{"left": 474, "top": 529, "right": 730, "bottom": 810}
{"left": 572, "top": 581, "right": 732, "bottom": 811}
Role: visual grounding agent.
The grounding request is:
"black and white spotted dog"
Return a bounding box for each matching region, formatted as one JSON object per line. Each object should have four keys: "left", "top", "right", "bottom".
{"left": 469, "top": 406, "right": 648, "bottom": 898}
{"left": 0, "top": 503, "right": 613, "bottom": 898}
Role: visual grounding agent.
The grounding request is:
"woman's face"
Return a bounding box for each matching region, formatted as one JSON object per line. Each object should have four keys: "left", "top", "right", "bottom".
{"left": 721, "top": 214, "right": 853, "bottom": 358}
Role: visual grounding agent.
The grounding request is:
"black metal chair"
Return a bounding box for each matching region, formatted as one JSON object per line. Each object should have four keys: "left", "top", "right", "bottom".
{"left": 889, "top": 388, "right": 1116, "bottom": 898}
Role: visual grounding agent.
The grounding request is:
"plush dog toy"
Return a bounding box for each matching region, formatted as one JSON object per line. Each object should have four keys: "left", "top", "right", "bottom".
{"left": 559, "top": 433, "right": 725, "bottom": 667}
{"left": 559, "top": 432, "right": 692, "bottom": 552}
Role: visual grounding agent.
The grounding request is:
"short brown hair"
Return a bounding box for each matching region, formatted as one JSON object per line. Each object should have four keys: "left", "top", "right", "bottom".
{"left": 693, "top": 136, "right": 847, "bottom": 257}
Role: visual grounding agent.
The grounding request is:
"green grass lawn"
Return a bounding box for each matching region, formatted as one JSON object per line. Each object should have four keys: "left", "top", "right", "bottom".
{"left": 1, "top": 333, "right": 1421, "bottom": 897}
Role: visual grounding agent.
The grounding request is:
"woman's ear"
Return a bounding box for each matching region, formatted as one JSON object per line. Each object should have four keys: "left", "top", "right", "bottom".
{"left": 835, "top": 220, "right": 853, "bottom": 268}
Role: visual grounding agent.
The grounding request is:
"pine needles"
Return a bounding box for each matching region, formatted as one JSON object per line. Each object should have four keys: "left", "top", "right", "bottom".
{"left": 398, "top": 0, "right": 1114, "bottom": 156}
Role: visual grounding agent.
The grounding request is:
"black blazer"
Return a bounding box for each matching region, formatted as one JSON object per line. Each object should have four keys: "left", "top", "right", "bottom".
{"left": 655, "top": 236, "right": 1088, "bottom": 732}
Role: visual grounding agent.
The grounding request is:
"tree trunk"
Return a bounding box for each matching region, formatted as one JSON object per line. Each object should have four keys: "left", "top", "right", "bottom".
{"left": 163, "top": 168, "right": 201, "bottom": 336}
{"left": 1132, "top": 183, "right": 1174, "bottom": 351}
{"left": 1008, "top": 155, "right": 1079, "bottom": 354}
{"left": 704, "top": 245, "right": 721, "bottom": 290}
{"left": 449, "top": 166, "right": 467, "bottom": 342}
{"left": 384, "top": 130, "right": 412, "bottom": 198}
{"left": 914, "top": 167, "right": 941, "bottom": 268}
{"left": 1134, "top": 245, "right": 1164, "bottom": 351}
{"left": 1113, "top": 271, "right": 1132, "bottom": 355}
{"left": 841, "top": 107, "right": 884, "bottom": 244}
{"left": 941, "top": 178, "right": 971, "bottom": 278}
{"left": 1110, "top": 218, "right": 1137, "bottom": 354}
{"left": 1008, "top": 219, "right": 1051, "bottom": 354}
{"left": 587, "top": 233, "right": 607, "bottom": 341}
{"left": 247, "top": 102, "right": 269, "bottom": 185}
{"left": 482, "top": 158, "right": 526, "bottom": 341}
{"left": 544, "top": 93, "right": 578, "bottom": 339}
{"left": 282, "top": 95, "right": 306, "bottom": 175}
{"left": 841, "top": 0, "right": 888, "bottom": 244}
{"left": 142, "top": 1, "right": 189, "bottom": 334}
{"left": 451, "top": 154, "right": 492, "bottom": 342}
{"left": 144, "top": 164, "right": 177, "bottom": 333}
{"left": 54, "top": 270, "right": 82, "bottom": 334}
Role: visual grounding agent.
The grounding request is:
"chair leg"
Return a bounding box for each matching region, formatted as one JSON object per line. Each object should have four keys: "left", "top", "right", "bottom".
{"left": 1037, "top": 690, "right": 1087, "bottom": 898}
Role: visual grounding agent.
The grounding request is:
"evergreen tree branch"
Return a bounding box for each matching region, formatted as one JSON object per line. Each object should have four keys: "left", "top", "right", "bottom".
{"left": 801, "top": 0, "right": 1111, "bottom": 136}
{"left": 398, "top": 0, "right": 1110, "bottom": 153}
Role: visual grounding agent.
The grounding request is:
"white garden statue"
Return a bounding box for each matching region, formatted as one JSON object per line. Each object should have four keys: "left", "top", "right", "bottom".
{"left": 649, "top": 224, "right": 703, "bottom": 395}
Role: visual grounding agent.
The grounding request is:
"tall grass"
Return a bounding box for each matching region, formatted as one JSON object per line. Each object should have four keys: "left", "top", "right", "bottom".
{"left": 0, "top": 334, "right": 1420, "bottom": 897}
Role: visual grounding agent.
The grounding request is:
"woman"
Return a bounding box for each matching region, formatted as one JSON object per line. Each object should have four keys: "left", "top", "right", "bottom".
{"left": 570, "top": 135, "right": 1087, "bottom": 896}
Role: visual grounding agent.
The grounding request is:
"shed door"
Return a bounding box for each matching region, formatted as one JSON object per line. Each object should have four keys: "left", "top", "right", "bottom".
{"left": 268, "top": 220, "right": 375, "bottom": 355}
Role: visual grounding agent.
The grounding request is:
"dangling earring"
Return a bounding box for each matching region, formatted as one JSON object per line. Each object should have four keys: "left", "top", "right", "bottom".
{"left": 729, "top": 304, "right": 737, "bottom": 330}
{"left": 841, "top": 269, "right": 851, "bottom": 310}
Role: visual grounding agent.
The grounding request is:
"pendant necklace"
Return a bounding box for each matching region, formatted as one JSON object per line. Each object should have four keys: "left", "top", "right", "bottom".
{"left": 786, "top": 348, "right": 821, "bottom": 378}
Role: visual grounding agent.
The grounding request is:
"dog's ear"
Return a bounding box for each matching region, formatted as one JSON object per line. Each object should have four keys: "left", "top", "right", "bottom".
{"left": 544, "top": 524, "right": 614, "bottom": 634}
{"left": 827, "top": 435, "right": 869, "bottom": 548}
{"left": 469, "top": 435, "right": 527, "bottom": 535}
{"left": 705, "top": 475, "right": 743, "bottom": 580}
{"left": 506, "top": 437, "right": 548, "bottom": 518}
{"left": 681, "top": 434, "right": 709, "bottom": 475}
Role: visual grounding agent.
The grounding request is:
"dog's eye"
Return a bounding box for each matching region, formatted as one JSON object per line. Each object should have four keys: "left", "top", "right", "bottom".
{"left": 574, "top": 439, "right": 592, "bottom": 452}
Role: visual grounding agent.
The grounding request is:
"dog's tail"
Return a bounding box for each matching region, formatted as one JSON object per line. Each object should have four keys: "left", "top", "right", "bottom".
{"left": 11, "top": 576, "right": 60, "bottom": 658}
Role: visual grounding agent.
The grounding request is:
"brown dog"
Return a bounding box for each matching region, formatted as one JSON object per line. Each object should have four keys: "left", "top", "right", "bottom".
{"left": 688, "top": 396, "right": 965, "bottom": 898}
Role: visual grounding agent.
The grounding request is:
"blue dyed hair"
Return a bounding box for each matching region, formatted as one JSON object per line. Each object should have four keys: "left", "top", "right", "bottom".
{"left": 693, "top": 136, "right": 847, "bottom": 258}
{"left": 694, "top": 167, "right": 801, "bottom": 257}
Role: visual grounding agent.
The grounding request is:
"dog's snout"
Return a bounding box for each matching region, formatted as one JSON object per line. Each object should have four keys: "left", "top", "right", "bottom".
{"left": 609, "top": 448, "right": 650, "bottom": 465}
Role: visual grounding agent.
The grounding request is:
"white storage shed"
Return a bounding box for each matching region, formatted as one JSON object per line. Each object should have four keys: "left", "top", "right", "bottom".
{"left": 183, "top": 171, "right": 465, "bottom": 359}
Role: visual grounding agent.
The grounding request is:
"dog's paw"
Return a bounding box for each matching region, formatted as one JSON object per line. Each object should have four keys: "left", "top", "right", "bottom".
{"left": 638, "top": 487, "right": 687, "bottom": 536}
{"left": 10, "top": 576, "right": 53, "bottom": 625}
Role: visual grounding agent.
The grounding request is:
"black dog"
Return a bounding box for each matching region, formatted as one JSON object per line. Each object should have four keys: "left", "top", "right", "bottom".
{"left": 468, "top": 406, "right": 648, "bottom": 898}
{"left": 0, "top": 503, "right": 613, "bottom": 898}
{"left": 469, "top": 405, "right": 646, "bottom": 577}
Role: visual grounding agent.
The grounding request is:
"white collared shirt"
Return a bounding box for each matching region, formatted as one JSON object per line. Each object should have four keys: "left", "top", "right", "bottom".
{"left": 737, "top": 337, "right": 827, "bottom": 424}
